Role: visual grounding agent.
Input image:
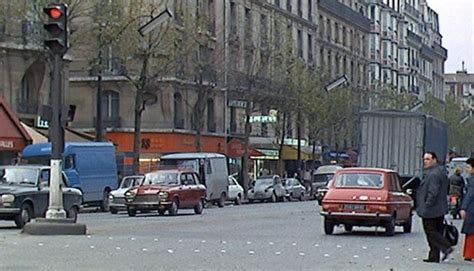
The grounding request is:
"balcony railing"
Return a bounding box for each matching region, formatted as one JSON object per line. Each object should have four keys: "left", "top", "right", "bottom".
{"left": 404, "top": 4, "right": 421, "bottom": 19}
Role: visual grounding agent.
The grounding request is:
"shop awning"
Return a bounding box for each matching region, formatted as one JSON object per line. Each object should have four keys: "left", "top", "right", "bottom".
{"left": 281, "top": 145, "right": 311, "bottom": 160}
{"left": 0, "top": 97, "right": 32, "bottom": 151}
{"left": 21, "top": 122, "right": 48, "bottom": 144}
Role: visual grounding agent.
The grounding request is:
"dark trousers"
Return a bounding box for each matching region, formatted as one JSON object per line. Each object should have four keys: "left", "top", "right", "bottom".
{"left": 422, "top": 216, "right": 452, "bottom": 261}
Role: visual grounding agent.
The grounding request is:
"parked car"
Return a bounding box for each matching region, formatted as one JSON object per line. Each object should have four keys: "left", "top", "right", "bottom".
{"left": 227, "top": 176, "right": 244, "bottom": 205}
{"left": 312, "top": 165, "right": 342, "bottom": 203}
{"left": 124, "top": 170, "right": 206, "bottom": 216}
{"left": 0, "top": 165, "right": 83, "bottom": 228}
{"left": 109, "top": 175, "right": 144, "bottom": 214}
{"left": 320, "top": 167, "right": 413, "bottom": 236}
{"left": 283, "top": 178, "right": 306, "bottom": 201}
{"left": 247, "top": 175, "right": 286, "bottom": 203}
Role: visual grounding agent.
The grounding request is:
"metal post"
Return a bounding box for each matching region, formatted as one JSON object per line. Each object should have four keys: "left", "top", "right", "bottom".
{"left": 45, "top": 53, "right": 66, "bottom": 220}
{"left": 96, "top": 44, "right": 104, "bottom": 142}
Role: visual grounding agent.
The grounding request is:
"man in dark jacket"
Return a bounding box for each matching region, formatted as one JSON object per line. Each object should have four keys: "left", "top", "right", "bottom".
{"left": 416, "top": 151, "right": 453, "bottom": 263}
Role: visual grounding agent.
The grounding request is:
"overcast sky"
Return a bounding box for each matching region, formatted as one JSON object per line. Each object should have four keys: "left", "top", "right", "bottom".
{"left": 427, "top": 0, "right": 474, "bottom": 73}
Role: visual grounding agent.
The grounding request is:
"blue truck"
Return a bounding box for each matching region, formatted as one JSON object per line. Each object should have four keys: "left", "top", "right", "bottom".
{"left": 21, "top": 142, "right": 118, "bottom": 211}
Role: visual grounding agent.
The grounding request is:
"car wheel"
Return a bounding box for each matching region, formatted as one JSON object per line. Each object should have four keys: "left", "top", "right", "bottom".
{"left": 385, "top": 217, "right": 396, "bottom": 236}
{"left": 158, "top": 209, "right": 166, "bottom": 215}
{"left": 169, "top": 199, "right": 179, "bottom": 216}
{"left": 217, "top": 192, "right": 226, "bottom": 208}
{"left": 324, "top": 218, "right": 334, "bottom": 235}
{"left": 127, "top": 207, "right": 136, "bottom": 217}
{"left": 299, "top": 193, "right": 304, "bottom": 201}
{"left": 14, "top": 203, "right": 33, "bottom": 228}
{"left": 67, "top": 206, "right": 79, "bottom": 222}
{"left": 344, "top": 224, "right": 353, "bottom": 232}
{"left": 110, "top": 207, "right": 118, "bottom": 215}
{"left": 403, "top": 215, "right": 412, "bottom": 233}
{"left": 235, "top": 194, "right": 242, "bottom": 205}
{"left": 194, "top": 199, "right": 204, "bottom": 215}
{"left": 100, "top": 190, "right": 110, "bottom": 212}
{"left": 248, "top": 199, "right": 254, "bottom": 204}
{"left": 287, "top": 194, "right": 292, "bottom": 202}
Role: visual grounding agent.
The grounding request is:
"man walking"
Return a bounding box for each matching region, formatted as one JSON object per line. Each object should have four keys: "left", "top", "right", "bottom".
{"left": 417, "top": 151, "right": 454, "bottom": 263}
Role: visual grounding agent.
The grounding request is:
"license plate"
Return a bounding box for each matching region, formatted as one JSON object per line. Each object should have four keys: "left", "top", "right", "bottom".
{"left": 344, "top": 204, "right": 365, "bottom": 210}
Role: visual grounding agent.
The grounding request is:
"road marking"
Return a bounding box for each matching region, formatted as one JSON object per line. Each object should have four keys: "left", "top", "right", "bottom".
{"left": 116, "top": 247, "right": 121, "bottom": 250}
{"left": 65, "top": 245, "right": 69, "bottom": 248}
{"left": 221, "top": 250, "right": 226, "bottom": 253}
{"left": 314, "top": 244, "right": 319, "bottom": 247}
{"left": 275, "top": 251, "right": 281, "bottom": 255}
{"left": 299, "top": 252, "right": 305, "bottom": 256}
{"left": 362, "top": 246, "right": 367, "bottom": 249}
{"left": 292, "top": 243, "right": 297, "bottom": 246}
{"left": 38, "top": 243, "right": 44, "bottom": 247}
{"left": 87, "top": 235, "right": 91, "bottom": 239}
{"left": 168, "top": 249, "right": 174, "bottom": 254}
{"left": 249, "top": 251, "right": 255, "bottom": 254}
{"left": 222, "top": 241, "right": 227, "bottom": 244}
{"left": 194, "top": 249, "right": 200, "bottom": 253}
{"left": 142, "top": 248, "right": 148, "bottom": 252}
{"left": 385, "top": 247, "right": 390, "bottom": 251}
{"left": 385, "top": 256, "right": 390, "bottom": 260}
{"left": 353, "top": 255, "right": 359, "bottom": 258}
{"left": 201, "top": 240, "right": 207, "bottom": 243}
{"left": 90, "top": 245, "right": 95, "bottom": 249}
{"left": 130, "top": 237, "right": 136, "bottom": 241}
{"left": 108, "top": 237, "right": 113, "bottom": 240}
{"left": 412, "top": 258, "right": 418, "bottom": 261}
{"left": 407, "top": 248, "right": 412, "bottom": 251}
{"left": 154, "top": 238, "right": 158, "bottom": 242}
{"left": 247, "top": 241, "right": 252, "bottom": 245}
{"left": 324, "top": 254, "right": 330, "bottom": 257}
{"left": 179, "top": 240, "right": 183, "bottom": 243}
{"left": 336, "top": 245, "right": 342, "bottom": 248}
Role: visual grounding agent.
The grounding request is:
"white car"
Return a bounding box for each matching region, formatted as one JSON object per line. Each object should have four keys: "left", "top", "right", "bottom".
{"left": 227, "top": 176, "right": 244, "bottom": 205}
{"left": 109, "top": 175, "right": 144, "bottom": 214}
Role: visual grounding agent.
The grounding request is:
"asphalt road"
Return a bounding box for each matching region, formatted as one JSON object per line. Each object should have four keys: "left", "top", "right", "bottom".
{"left": 0, "top": 201, "right": 472, "bottom": 271}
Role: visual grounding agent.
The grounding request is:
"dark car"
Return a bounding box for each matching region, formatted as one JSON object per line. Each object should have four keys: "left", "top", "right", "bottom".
{"left": 124, "top": 170, "right": 206, "bottom": 216}
{"left": 320, "top": 167, "right": 413, "bottom": 236}
{"left": 0, "top": 165, "right": 83, "bottom": 228}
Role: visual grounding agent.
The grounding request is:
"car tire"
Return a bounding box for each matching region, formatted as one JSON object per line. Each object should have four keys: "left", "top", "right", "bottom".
{"left": 403, "top": 215, "right": 412, "bottom": 233}
{"left": 324, "top": 218, "right": 334, "bottom": 235}
{"left": 235, "top": 194, "right": 242, "bottom": 205}
{"left": 100, "top": 190, "right": 110, "bottom": 212}
{"left": 248, "top": 199, "right": 254, "bottom": 204}
{"left": 67, "top": 206, "right": 79, "bottom": 222}
{"left": 217, "top": 192, "right": 226, "bottom": 208}
{"left": 110, "top": 207, "right": 118, "bottom": 215}
{"left": 158, "top": 209, "right": 166, "bottom": 215}
{"left": 287, "top": 194, "right": 292, "bottom": 202}
{"left": 344, "top": 224, "right": 353, "bottom": 232}
{"left": 15, "top": 203, "right": 33, "bottom": 228}
{"left": 169, "top": 199, "right": 179, "bottom": 216}
{"left": 127, "top": 207, "right": 136, "bottom": 217}
{"left": 385, "top": 217, "right": 396, "bottom": 236}
{"left": 299, "top": 193, "right": 304, "bottom": 201}
{"left": 194, "top": 199, "right": 204, "bottom": 215}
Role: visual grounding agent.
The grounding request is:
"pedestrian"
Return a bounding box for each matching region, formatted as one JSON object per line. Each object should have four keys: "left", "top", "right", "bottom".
{"left": 460, "top": 157, "right": 474, "bottom": 261}
{"left": 449, "top": 167, "right": 465, "bottom": 218}
{"left": 416, "top": 151, "right": 454, "bottom": 263}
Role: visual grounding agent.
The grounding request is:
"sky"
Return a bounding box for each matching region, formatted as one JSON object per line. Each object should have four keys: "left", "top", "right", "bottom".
{"left": 427, "top": 0, "right": 474, "bottom": 73}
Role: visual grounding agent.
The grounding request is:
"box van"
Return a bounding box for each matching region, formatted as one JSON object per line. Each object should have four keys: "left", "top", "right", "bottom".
{"left": 21, "top": 142, "right": 118, "bottom": 211}
{"left": 447, "top": 157, "right": 469, "bottom": 179}
{"left": 159, "top": 153, "right": 229, "bottom": 207}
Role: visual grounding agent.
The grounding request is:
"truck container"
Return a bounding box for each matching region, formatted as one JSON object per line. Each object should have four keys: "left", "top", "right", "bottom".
{"left": 358, "top": 109, "right": 448, "bottom": 187}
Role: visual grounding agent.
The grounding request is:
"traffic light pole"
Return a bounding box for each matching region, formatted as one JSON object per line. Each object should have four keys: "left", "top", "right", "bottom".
{"left": 45, "top": 53, "right": 66, "bottom": 220}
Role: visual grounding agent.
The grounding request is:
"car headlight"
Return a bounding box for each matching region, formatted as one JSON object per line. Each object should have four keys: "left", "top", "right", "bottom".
{"left": 108, "top": 194, "right": 115, "bottom": 200}
{"left": 158, "top": 191, "right": 169, "bottom": 200}
{"left": 1, "top": 194, "right": 15, "bottom": 203}
{"left": 124, "top": 191, "right": 136, "bottom": 198}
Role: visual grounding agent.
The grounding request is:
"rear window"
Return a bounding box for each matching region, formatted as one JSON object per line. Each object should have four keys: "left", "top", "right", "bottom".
{"left": 334, "top": 173, "right": 383, "bottom": 188}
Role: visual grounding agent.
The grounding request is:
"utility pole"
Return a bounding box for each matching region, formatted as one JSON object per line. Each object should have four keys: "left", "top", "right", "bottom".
{"left": 95, "top": 23, "right": 104, "bottom": 142}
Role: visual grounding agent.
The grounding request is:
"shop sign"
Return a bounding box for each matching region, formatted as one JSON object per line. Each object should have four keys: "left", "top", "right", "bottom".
{"left": 228, "top": 100, "right": 247, "bottom": 108}
{"left": 249, "top": 115, "right": 277, "bottom": 123}
{"left": 0, "top": 140, "right": 14, "bottom": 149}
{"left": 284, "top": 138, "right": 308, "bottom": 146}
{"left": 36, "top": 116, "right": 49, "bottom": 128}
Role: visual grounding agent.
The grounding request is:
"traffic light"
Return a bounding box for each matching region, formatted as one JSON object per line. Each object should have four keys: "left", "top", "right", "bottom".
{"left": 43, "top": 3, "right": 68, "bottom": 55}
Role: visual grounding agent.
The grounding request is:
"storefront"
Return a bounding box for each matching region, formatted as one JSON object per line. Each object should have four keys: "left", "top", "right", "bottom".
{"left": 106, "top": 131, "right": 226, "bottom": 174}
{"left": 0, "top": 97, "right": 32, "bottom": 165}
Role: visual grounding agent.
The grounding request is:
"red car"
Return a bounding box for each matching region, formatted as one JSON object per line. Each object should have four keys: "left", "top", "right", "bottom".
{"left": 320, "top": 168, "right": 413, "bottom": 236}
{"left": 124, "top": 170, "right": 206, "bottom": 216}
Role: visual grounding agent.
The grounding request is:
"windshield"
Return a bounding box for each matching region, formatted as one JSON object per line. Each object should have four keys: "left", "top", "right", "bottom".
{"left": 313, "top": 173, "right": 334, "bottom": 184}
{"left": 121, "top": 176, "right": 144, "bottom": 188}
{"left": 0, "top": 168, "right": 38, "bottom": 185}
{"left": 143, "top": 172, "right": 179, "bottom": 185}
{"left": 255, "top": 178, "right": 273, "bottom": 187}
{"left": 334, "top": 173, "right": 383, "bottom": 188}
{"left": 160, "top": 159, "right": 198, "bottom": 172}
{"left": 21, "top": 155, "right": 50, "bottom": 166}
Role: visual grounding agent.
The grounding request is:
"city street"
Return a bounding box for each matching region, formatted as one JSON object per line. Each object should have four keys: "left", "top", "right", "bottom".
{"left": 0, "top": 201, "right": 471, "bottom": 271}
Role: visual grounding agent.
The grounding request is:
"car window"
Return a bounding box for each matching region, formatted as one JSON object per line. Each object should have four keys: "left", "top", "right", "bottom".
{"left": 192, "top": 173, "right": 200, "bottom": 185}
{"left": 390, "top": 174, "right": 402, "bottom": 192}
{"left": 186, "top": 173, "right": 196, "bottom": 185}
{"left": 255, "top": 178, "right": 273, "bottom": 187}
{"left": 0, "top": 168, "right": 38, "bottom": 185}
{"left": 144, "top": 172, "right": 179, "bottom": 185}
{"left": 334, "top": 173, "right": 383, "bottom": 188}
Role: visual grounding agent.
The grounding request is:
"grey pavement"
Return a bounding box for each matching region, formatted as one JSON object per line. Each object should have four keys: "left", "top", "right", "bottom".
{"left": 0, "top": 201, "right": 472, "bottom": 271}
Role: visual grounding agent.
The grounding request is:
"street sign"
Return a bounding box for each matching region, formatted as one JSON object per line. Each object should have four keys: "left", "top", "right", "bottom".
{"left": 249, "top": 115, "right": 277, "bottom": 123}
{"left": 325, "top": 75, "right": 348, "bottom": 92}
{"left": 228, "top": 100, "right": 247, "bottom": 108}
{"left": 138, "top": 8, "right": 173, "bottom": 36}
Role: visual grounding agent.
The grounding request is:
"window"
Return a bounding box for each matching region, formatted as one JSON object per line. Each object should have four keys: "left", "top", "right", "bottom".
{"left": 287, "top": 0, "right": 292, "bottom": 12}
{"left": 390, "top": 174, "right": 402, "bottom": 192}
{"left": 230, "top": 1, "right": 237, "bottom": 35}
{"left": 297, "top": 0, "right": 302, "bottom": 17}
{"left": 335, "top": 173, "right": 384, "bottom": 188}
{"left": 230, "top": 107, "right": 237, "bottom": 133}
{"left": 297, "top": 29, "right": 303, "bottom": 58}
{"left": 174, "top": 93, "right": 184, "bottom": 129}
{"left": 244, "top": 8, "right": 252, "bottom": 40}
{"left": 101, "top": 90, "right": 119, "bottom": 121}
{"left": 308, "top": 34, "right": 313, "bottom": 62}
{"left": 275, "top": 0, "right": 280, "bottom": 7}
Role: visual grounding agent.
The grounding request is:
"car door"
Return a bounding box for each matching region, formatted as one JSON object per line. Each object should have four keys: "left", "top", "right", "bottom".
{"left": 62, "top": 173, "right": 78, "bottom": 212}
{"left": 228, "top": 177, "right": 237, "bottom": 200}
{"left": 35, "top": 169, "right": 50, "bottom": 217}
{"left": 388, "top": 173, "right": 410, "bottom": 221}
{"left": 273, "top": 176, "right": 285, "bottom": 197}
{"left": 179, "top": 173, "right": 193, "bottom": 208}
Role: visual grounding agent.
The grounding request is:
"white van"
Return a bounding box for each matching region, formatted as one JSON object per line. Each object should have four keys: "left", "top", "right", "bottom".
{"left": 159, "top": 153, "right": 229, "bottom": 208}
{"left": 447, "top": 157, "right": 468, "bottom": 179}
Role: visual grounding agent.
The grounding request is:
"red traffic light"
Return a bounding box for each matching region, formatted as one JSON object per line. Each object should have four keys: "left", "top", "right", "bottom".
{"left": 49, "top": 7, "right": 63, "bottom": 20}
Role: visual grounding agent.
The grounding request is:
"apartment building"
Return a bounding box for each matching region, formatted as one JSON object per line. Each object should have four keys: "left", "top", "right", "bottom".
{"left": 444, "top": 68, "right": 474, "bottom": 111}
